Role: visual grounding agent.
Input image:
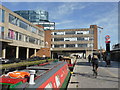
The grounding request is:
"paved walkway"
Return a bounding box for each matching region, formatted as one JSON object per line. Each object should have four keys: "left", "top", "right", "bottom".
{"left": 67, "top": 59, "right": 119, "bottom": 89}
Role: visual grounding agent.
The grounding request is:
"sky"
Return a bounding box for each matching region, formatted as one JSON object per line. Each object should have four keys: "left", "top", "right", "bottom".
{"left": 1, "top": 1, "right": 118, "bottom": 50}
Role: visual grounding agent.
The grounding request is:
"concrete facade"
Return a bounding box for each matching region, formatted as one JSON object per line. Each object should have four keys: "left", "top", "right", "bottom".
{"left": 0, "top": 5, "right": 44, "bottom": 59}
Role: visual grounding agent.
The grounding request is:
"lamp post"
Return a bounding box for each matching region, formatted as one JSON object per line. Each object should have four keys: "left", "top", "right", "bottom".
{"left": 97, "top": 26, "right": 103, "bottom": 62}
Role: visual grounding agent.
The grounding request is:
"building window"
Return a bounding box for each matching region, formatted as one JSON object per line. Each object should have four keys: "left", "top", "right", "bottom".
{"left": 25, "top": 35, "right": 29, "bottom": 42}
{"left": 19, "top": 33, "right": 23, "bottom": 41}
{"left": 54, "top": 32, "right": 64, "bottom": 35}
{"left": 89, "top": 37, "right": 94, "bottom": 40}
{"left": 76, "top": 31, "right": 89, "bottom": 34}
{"left": 78, "top": 44, "right": 87, "bottom": 47}
{"left": 0, "top": 9, "right": 5, "bottom": 23}
{"left": 66, "top": 44, "right": 75, "bottom": 48}
{"left": 77, "top": 37, "right": 84, "bottom": 41}
{"left": 54, "top": 44, "right": 64, "bottom": 48}
{"left": 0, "top": 26, "right": 4, "bottom": 38}
{"left": 38, "top": 30, "right": 44, "bottom": 36}
{"left": 8, "top": 29, "right": 15, "bottom": 39}
{"left": 29, "top": 37, "right": 35, "bottom": 44}
{"left": 65, "top": 31, "right": 75, "bottom": 35}
{"left": 19, "top": 20, "right": 28, "bottom": 30}
{"left": 15, "top": 32, "right": 19, "bottom": 40}
{"left": 64, "top": 37, "right": 77, "bottom": 41}
{"left": 54, "top": 38, "right": 64, "bottom": 41}
{"left": 9, "top": 14, "right": 17, "bottom": 25}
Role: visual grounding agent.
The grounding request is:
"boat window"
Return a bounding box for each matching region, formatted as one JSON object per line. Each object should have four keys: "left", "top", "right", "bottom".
{"left": 55, "top": 75, "right": 60, "bottom": 88}
{"left": 44, "top": 82, "right": 53, "bottom": 90}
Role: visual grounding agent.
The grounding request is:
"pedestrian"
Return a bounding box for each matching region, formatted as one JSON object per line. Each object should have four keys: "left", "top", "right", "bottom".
{"left": 88, "top": 54, "right": 91, "bottom": 63}
{"left": 91, "top": 54, "right": 99, "bottom": 74}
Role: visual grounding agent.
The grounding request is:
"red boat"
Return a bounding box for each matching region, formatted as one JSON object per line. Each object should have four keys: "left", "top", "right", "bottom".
{"left": 0, "top": 61, "right": 70, "bottom": 89}
{"left": 59, "top": 57, "right": 77, "bottom": 71}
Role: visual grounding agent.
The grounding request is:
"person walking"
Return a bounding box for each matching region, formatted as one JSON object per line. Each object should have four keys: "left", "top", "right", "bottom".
{"left": 91, "top": 54, "right": 99, "bottom": 78}
{"left": 88, "top": 54, "right": 91, "bottom": 63}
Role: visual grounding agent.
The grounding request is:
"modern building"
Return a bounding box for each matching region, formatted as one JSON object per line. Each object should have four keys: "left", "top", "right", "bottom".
{"left": 34, "top": 21, "right": 55, "bottom": 30}
{"left": 45, "top": 25, "right": 98, "bottom": 58}
{"left": 110, "top": 43, "right": 120, "bottom": 61}
{"left": 14, "top": 10, "right": 55, "bottom": 30}
{"left": 0, "top": 5, "right": 45, "bottom": 59}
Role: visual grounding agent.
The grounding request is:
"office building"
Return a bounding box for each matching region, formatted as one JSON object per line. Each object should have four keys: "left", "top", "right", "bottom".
{"left": 0, "top": 5, "right": 44, "bottom": 59}
{"left": 45, "top": 25, "right": 98, "bottom": 58}
{"left": 14, "top": 10, "right": 55, "bottom": 30}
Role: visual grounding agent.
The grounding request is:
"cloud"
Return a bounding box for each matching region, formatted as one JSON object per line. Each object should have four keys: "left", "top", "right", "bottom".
{"left": 50, "top": 3, "right": 89, "bottom": 20}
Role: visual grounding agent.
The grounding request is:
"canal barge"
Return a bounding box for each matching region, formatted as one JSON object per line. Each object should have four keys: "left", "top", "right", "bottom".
{"left": 0, "top": 61, "right": 70, "bottom": 89}
{"left": 59, "top": 57, "right": 77, "bottom": 71}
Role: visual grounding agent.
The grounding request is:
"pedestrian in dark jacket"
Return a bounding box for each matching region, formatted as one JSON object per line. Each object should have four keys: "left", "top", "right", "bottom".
{"left": 91, "top": 54, "right": 99, "bottom": 72}
{"left": 88, "top": 54, "right": 91, "bottom": 63}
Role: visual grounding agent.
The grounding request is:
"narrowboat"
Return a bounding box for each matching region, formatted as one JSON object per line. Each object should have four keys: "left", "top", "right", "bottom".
{"left": 0, "top": 61, "right": 71, "bottom": 89}
{"left": 59, "top": 57, "right": 77, "bottom": 71}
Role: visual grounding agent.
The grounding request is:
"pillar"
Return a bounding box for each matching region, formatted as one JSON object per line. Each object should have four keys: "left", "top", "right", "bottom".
{"left": 26, "top": 48, "right": 29, "bottom": 59}
{"left": 16, "top": 46, "right": 19, "bottom": 58}
{"left": 34, "top": 49, "right": 36, "bottom": 56}
{"left": 2, "top": 46, "right": 6, "bottom": 58}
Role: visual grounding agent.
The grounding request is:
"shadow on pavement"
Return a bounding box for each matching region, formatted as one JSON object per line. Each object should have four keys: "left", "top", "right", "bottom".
{"left": 72, "top": 72, "right": 118, "bottom": 83}
{"left": 76, "top": 61, "right": 120, "bottom": 68}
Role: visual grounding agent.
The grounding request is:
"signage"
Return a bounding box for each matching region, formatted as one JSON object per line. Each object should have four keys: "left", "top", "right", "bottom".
{"left": 105, "top": 35, "right": 110, "bottom": 43}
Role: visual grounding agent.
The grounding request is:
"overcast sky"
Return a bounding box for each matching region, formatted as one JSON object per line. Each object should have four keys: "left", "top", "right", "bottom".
{"left": 1, "top": 1, "right": 118, "bottom": 50}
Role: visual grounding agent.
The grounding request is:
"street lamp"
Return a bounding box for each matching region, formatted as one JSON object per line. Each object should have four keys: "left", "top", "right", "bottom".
{"left": 97, "top": 26, "right": 103, "bottom": 62}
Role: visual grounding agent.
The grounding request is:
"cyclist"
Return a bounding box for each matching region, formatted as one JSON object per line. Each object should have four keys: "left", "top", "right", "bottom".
{"left": 91, "top": 54, "right": 99, "bottom": 77}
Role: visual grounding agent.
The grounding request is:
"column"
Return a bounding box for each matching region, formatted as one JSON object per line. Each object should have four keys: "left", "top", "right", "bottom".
{"left": 34, "top": 49, "right": 36, "bottom": 56}
{"left": 16, "top": 46, "right": 19, "bottom": 58}
{"left": 26, "top": 48, "right": 29, "bottom": 59}
{"left": 2, "top": 46, "right": 6, "bottom": 58}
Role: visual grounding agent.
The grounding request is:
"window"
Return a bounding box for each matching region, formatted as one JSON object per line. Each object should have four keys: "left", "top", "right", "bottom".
{"left": 38, "top": 30, "right": 44, "bottom": 36}
{"left": 65, "top": 31, "right": 75, "bottom": 35}
{"left": 15, "top": 32, "right": 19, "bottom": 40}
{"left": 19, "top": 33, "right": 23, "bottom": 41}
{"left": 55, "top": 75, "right": 60, "bottom": 88}
{"left": 19, "top": 20, "right": 28, "bottom": 30}
{"left": 76, "top": 31, "right": 89, "bottom": 34}
{"left": 88, "top": 44, "right": 93, "bottom": 48}
{"left": 54, "top": 38, "right": 64, "bottom": 41}
{"left": 66, "top": 44, "right": 75, "bottom": 48}
{"left": 29, "top": 37, "right": 35, "bottom": 44}
{"left": 0, "top": 9, "right": 5, "bottom": 22}
{"left": 64, "top": 37, "right": 77, "bottom": 41}
{"left": 0, "top": 26, "right": 4, "bottom": 38}
{"left": 8, "top": 29, "right": 15, "bottom": 39}
{"left": 9, "top": 14, "right": 17, "bottom": 25}
{"left": 25, "top": 35, "right": 29, "bottom": 42}
{"left": 54, "top": 44, "right": 64, "bottom": 48}
{"left": 89, "top": 37, "right": 94, "bottom": 40}
{"left": 78, "top": 44, "right": 87, "bottom": 47}
{"left": 77, "top": 37, "right": 84, "bottom": 41}
{"left": 54, "top": 32, "right": 64, "bottom": 35}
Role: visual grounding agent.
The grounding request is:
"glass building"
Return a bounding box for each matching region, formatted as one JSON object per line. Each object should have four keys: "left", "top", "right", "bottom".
{"left": 14, "top": 10, "right": 55, "bottom": 30}
{"left": 14, "top": 10, "right": 49, "bottom": 23}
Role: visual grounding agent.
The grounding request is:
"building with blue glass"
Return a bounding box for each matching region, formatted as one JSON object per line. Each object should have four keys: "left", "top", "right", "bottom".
{"left": 14, "top": 10, "right": 55, "bottom": 30}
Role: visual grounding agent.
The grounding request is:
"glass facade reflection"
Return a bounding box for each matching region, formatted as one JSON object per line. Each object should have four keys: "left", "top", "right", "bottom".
{"left": 14, "top": 10, "right": 49, "bottom": 23}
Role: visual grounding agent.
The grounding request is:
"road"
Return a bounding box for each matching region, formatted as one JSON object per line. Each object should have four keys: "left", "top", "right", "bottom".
{"left": 67, "top": 59, "right": 119, "bottom": 89}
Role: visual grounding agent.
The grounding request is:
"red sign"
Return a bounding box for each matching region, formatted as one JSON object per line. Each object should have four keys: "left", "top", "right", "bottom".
{"left": 105, "top": 35, "right": 110, "bottom": 43}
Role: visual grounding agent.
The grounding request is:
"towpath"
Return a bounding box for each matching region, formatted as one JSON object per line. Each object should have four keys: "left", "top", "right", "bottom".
{"left": 67, "top": 59, "right": 119, "bottom": 89}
